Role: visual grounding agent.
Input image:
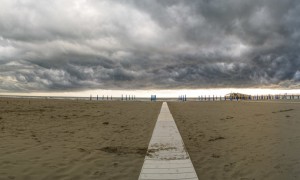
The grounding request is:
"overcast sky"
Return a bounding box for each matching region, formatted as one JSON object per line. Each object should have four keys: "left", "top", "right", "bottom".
{"left": 0, "top": 0, "right": 300, "bottom": 93}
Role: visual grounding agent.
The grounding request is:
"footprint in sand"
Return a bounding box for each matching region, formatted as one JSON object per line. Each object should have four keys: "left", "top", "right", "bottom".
{"left": 8, "top": 176, "right": 15, "bottom": 179}
{"left": 223, "top": 162, "right": 236, "bottom": 172}
{"left": 208, "top": 136, "right": 225, "bottom": 142}
{"left": 78, "top": 148, "right": 87, "bottom": 152}
{"left": 211, "top": 154, "right": 220, "bottom": 158}
{"left": 113, "top": 162, "right": 118, "bottom": 167}
{"left": 272, "top": 109, "right": 294, "bottom": 113}
{"left": 220, "top": 116, "right": 234, "bottom": 120}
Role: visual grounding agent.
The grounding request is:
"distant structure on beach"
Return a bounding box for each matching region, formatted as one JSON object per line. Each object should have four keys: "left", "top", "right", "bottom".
{"left": 225, "top": 93, "right": 251, "bottom": 100}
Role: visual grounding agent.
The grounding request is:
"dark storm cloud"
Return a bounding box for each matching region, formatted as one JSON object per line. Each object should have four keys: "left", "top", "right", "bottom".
{"left": 0, "top": 0, "right": 300, "bottom": 92}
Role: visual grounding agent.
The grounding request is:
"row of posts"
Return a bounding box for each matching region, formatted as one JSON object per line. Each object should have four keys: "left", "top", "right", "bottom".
{"left": 197, "top": 94, "right": 300, "bottom": 101}
{"left": 198, "top": 95, "right": 223, "bottom": 101}
{"left": 89, "top": 95, "right": 136, "bottom": 101}
{"left": 89, "top": 94, "right": 156, "bottom": 101}
{"left": 90, "top": 95, "right": 113, "bottom": 101}
{"left": 88, "top": 94, "right": 300, "bottom": 101}
{"left": 121, "top": 95, "right": 135, "bottom": 101}
{"left": 179, "top": 95, "right": 187, "bottom": 101}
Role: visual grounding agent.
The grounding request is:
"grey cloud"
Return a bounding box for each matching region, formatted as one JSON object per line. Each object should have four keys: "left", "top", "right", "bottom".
{"left": 0, "top": 0, "right": 300, "bottom": 92}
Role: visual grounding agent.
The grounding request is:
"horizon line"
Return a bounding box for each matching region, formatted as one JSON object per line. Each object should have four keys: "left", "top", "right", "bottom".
{"left": 1, "top": 88, "right": 300, "bottom": 98}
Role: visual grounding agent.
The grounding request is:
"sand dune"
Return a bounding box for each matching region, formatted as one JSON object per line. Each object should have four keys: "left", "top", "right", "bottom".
{"left": 169, "top": 101, "right": 300, "bottom": 180}
{"left": 0, "top": 98, "right": 161, "bottom": 180}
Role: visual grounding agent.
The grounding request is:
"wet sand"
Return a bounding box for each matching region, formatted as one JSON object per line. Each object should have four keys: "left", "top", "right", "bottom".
{"left": 169, "top": 101, "right": 300, "bottom": 180}
{"left": 0, "top": 98, "right": 161, "bottom": 180}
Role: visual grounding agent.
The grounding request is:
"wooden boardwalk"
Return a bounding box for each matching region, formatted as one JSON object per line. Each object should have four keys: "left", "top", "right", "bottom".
{"left": 139, "top": 102, "right": 198, "bottom": 180}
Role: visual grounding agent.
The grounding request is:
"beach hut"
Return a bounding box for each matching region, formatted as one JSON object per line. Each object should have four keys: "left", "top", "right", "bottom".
{"left": 225, "top": 93, "right": 251, "bottom": 100}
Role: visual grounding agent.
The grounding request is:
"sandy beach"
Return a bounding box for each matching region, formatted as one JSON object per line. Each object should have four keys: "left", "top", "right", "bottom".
{"left": 169, "top": 101, "right": 300, "bottom": 180}
{"left": 0, "top": 98, "right": 161, "bottom": 180}
{"left": 1, "top": 98, "right": 300, "bottom": 180}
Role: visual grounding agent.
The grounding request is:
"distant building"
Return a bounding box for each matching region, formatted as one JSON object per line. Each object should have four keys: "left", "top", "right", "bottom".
{"left": 225, "top": 93, "right": 251, "bottom": 100}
